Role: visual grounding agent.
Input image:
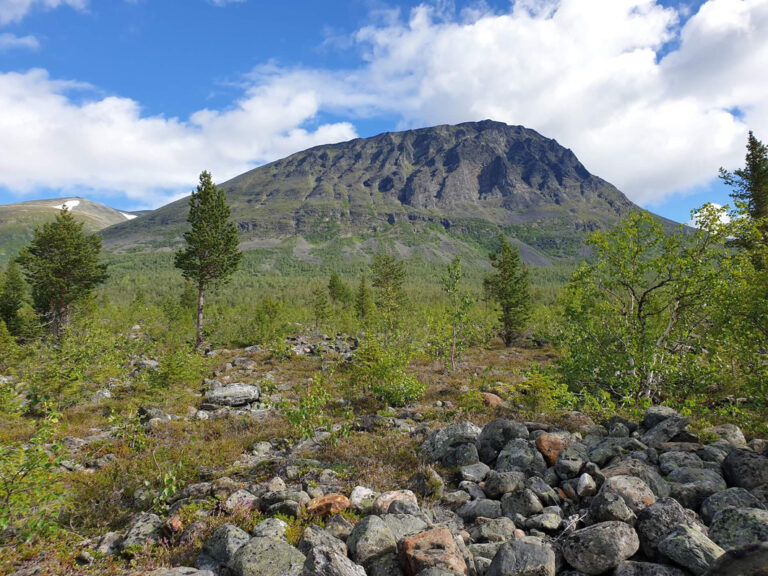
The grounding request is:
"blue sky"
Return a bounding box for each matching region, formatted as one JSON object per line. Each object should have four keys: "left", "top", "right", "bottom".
{"left": 0, "top": 0, "right": 765, "bottom": 223}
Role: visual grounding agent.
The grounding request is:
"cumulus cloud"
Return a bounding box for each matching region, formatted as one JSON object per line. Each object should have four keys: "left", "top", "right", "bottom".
{"left": 0, "top": 31, "right": 38, "bottom": 50}
{"left": 0, "top": 0, "right": 87, "bottom": 25}
{"left": 0, "top": 69, "right": 356, "bottom": 206}
{"left": 1, "top": 0, "right": 767, "bottom": 208}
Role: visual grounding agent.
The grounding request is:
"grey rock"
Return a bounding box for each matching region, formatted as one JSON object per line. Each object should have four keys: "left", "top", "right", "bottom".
{"left": 706, "top": 424, "right": 746, "bottom": 447}
{"left": 560, "top": 521, "right": 639, "bottom": 575}
{"left": 668, "top": 467, "right": 727, "bottom": 510}
{"left": 709, "top": 507, "right": 768, "bottom": 551}
{"left": 325, "top": 514, "right": 354, "bottom": 542}
{"left": 659, "top": 451, "right": 705, "bottom": 476}
{"left": 722, "top": 449, "right": 768, "bottom": 490}
{"left": 96, "top": 531, "right": 123, "bottom": 555}
{"left": 202, "top": 523, "right": 250, "bottom": 566}
{"left": 121, "top": 513, "right": 163, "bottom": 551}
{"left": 599, "top": 475, "right": 656, "bottom": 514}
{"left": 477, "top": 419, "right": 530, "bottom": 464}
{"left": 703, "top": 541, "right": 768, "bottom": 576}
{"left": 527, "top": 476, "right": 560, "bottom": 506}
{"left": 409, "top": 468, "right": 445, "bottom": 500}
{"left": 613, "top": 561, "right": 688, "bottom": 576}
{"left": 223, "top": 489, "right": 259, "bottom": 513}
{"left": 643, "top": 406, "right": 681, "bottom": 429}
{"left": 525, "top": 513, "right": 561, "bottom": 532}
{"left": 206, "top": 383, "right": 261, "bottom": 407}
{"left": 366, "top": 552, "right": 405, "bottom": 576}
{"left": 422, "top": 422, "right": 482, "bottom": 462}
{"left": 459, "top": 480, "right": 487, "bottom": 500}
{"left": 470, "top": 517, "right": 517, "bottom": 543}
{"left": 442, "top": 443, "right": 480, "bottom": 467}
{"left": 501, "top": 489, "right": 543, "bottom": 518}
{"left": 302, "top": 547, "right": 366, "bottom": 576}
{"left": 555, "top": 444, "right": 588, "bottom": 480}
{"left": 347, "top": 515, "right": 396, "bottom": 566}
{"left": 484, "top": 470, "right": 526, "bottom": 499}
{"left": 589, "top": 490, "right": 637, "bottom": 525}
{"left": 602, "top": 459, "right": 670, "bottom": 498}
{"left": 700, "top": 487, "right": 766, "bottom": 525}
{"left": 577, "top": 473, "right": 597, "bottom": 498}
{"left": 496, "top": 439, "right": 547, "bottom": 476}
{"left": 442, "top": 490, "right": 472, "bottom": 511}
{"left": 636, "top": 497, "right": 701, "bottom": 560}
{"left": 461, "top": 462, "right": 491, "bottom": 483}
{"left": 657, "top": 525, "right": 725, "bottom": 575}
{"left": 298, "top": 524, "right": 347, "bottom": 557}
{"left": 252, "top": 517, "right": 288, "bottom": 539}
{"left": 145, "top": 569, "right": 215, "bottom": 576}
{"left": 381, "top": 513, "right": 429, "bottom": 541}
{"left": 230, "top": 537, "right": 305, "bottom": 576}
{"left": 641, "top": 416, "right": 689, "bottom": 449}
{"left": 470, "top": 541, "right": 505, "bottom": 560}
{"left": 457, "top": 498, "right": 502, "bottom": 522}
{"left": 487, "top": 537, "right": 556, "bottom": 576}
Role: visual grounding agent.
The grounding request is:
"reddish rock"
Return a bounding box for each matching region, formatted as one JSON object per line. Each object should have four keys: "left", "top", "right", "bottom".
{"left": 535, "top": 433, "right": 571, "bottom": 467}
{"left": 399, "top": 528, "right": 468, "bottom": 576}
{"left": 166, "top": 515, "right": 183, "bottom": 533}
{"left": 563, "top": 411, "right": 596, "bottom": 432}
{"left": 306, "top": 493, "right": 351, "bottom": 517}
{"left": 481, "top": 393, "right": 504, "bottom": 407}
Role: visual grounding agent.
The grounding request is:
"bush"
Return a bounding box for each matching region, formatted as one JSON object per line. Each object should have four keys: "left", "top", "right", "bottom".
{"left": 351, "top": 338, "right": 425, "bottom": 406}
{"left": 281, "top": 370, "right": 332, "bottom": 439}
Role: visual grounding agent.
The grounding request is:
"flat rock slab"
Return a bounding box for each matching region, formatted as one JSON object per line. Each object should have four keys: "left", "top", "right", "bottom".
{"left": 205, "top": 383, "right": 260, "bottom": 407}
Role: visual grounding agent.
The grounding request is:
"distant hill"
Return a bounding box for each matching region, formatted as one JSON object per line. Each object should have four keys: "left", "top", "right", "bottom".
{"left": 103, "top": 120, "right": 660, "bottom": 266}
{"left": 0, "top": 197, "right": 138, "bottom": 262}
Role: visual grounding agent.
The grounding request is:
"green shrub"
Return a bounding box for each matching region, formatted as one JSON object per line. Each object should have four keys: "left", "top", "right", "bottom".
{"left": 281, "top": 370, "right": 332, "bottom": 439}
{"left": 352, "top": 338, "right": 425, "bottom": 406}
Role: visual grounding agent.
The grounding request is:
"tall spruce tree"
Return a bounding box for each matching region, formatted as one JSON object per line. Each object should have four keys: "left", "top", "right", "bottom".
{"left": 354, "top": 275, "right": 375, "bottom": 321}
{"left": 328, "top": 271, "right": 352, "bottom": 305}
{"left": 370, "top": 249, "right": 406, "bottom": 333}
{"left": 0, "top": 259, "right": 25, "bottom": 336}
{"left": 174, "top": 171, "right": 242, "bottom": 350}
{"left": 17, "top": 209, "right": 108, "bottom": 341}
{"left": 484, "top": 235, "right": 531, "bottom": 347}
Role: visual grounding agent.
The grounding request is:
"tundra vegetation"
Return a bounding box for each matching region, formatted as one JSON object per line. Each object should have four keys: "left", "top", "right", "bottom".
{"left": 0, "top": 134, "right": 765, "bottom": 574}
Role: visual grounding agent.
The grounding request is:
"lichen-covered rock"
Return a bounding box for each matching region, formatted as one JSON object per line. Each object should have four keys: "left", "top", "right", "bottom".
{"left": 347, "top": 515, "right": 397, "bottom": 566}
{"left": 667, "top": 467, "right": 726, "bottom": 510}
{"left": 398, "top": 527, "right": 467, "bottom": 576}
{"left": 301, "top": 546, "right": 366, "bottom": 576}
{"left": 700, "top": 487, "right": 766, "bottom": 525}
{"left": 636, "top": 498, "right": 700, "bottom": 560}
{"left": 600, "top": 475, "right": 656, "bottom": 514}
{"left": 252, "top": 517, "right": 288, "bottom": 539}
{"left": 297, "top": 524, "right": 347, "bottom": 557}
{"left": 484, "top": 470, "right": 526, "bottom": 499}
{"left": 554, "top": 443, "right": 588, "bottom": 480}
{"left": 469, "top": 517, "right": 517, "bottom": 543}
{"left": 722, "top": 449, "right": 768, "bottom": 490}
{"left": 641, "top": 416, "right": 689, "bottom": 448}
{"left": 477, "top": 419, "right": 529, "bottom": 464}
{"left": 643, "top": 406, "right": 681, "bottom": 429}
{"left": 457, "top": 498, "right": 502, "bottom": 522}
{"left": 501, "top": 488, "right": 543, "bottom": 518}
{"left": 496, "top": 439, "right": 547, "bottom": 476}
{"left": 561, "top": 521, "right": 640, "bottom": 575}
{"left": 422, "top": 422, "right": 482, "bottom": 462}
{"left": 487, "top": 537, "right": 556, "bottom": 576}
{"left": 230, "top": 537, "right": 305, "bottom": 576}
{"left": 703, "top": 541, "right": 768, "bottom": 576}
{"left": 121, "top": 513, "right": 163, "bottom": 551}
{"left": 602, "top": 459, "right": 670, "bottom": 498}
{"left": 657, "top": 525, "right": 724, "bottom": 575}
{"left": 205, "top": 383, "right": 260, "bottom": 407}
{"left": 613, "top": 561, "right": 688, "bottom": 576}
{"left": 589, "top": 490, "right": 637, "bottom": 525}
{"left": 202, "top": 523, "right": 249, "bottom": 566}
{"left": 708, "top": 507, "right": 768, "bottom": 551}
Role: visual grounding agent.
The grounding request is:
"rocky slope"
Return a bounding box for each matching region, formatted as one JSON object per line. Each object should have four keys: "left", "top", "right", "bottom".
{"left": 101, "top": 121, "right": 650, "bottom": 265}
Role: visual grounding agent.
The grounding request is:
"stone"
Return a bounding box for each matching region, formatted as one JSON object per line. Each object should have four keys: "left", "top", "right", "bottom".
{"left": 252, "top": 517, "right": 289, "bottom": 539}
{"left": 459, "top": 480, "right": 486, "bottom": 500}
{"left": 409, "top": 468, "right": 445, "bottom": 500}
{"left": 705, "top": 424, "right": 747, "bottom": 447}
{"left": 700, "top": 487, "right": 766, "bottom": 525}
{"left": 457, "top": 498, "right": 502, "bottom": 522}
{"left": 121, "top": 513, "right": 163, "bottom": 551}
{"left": 535, "top": 433, "right": 571, "bottom": 467}
{"left": 613, "top": 561, "right": 688, "bottom": 576}
{"left": 576, "top": 473, "right": 597, "bottom": 498}
{"left": 477, "top": 419, "right": 530, "bottom": 464}
{"left": 600, "top": 475, "right": 656, "bottom": 514}
{"left": 500, "top": 488, "right": 543, "bottom": 519}
{"left": 659, "top": 451, "right": 705, "bottom": 476}
{"left": 484, "top": 470, "right": 526, "bottom": 499}
{"left": 722, "top": 449, "right": 768, "bottom": 490}
{"left": 441, "top": 490, "right": 471, "bottom": 511}
{"left": 302, "top": 546, "right": 366, "bottom": 576}
{"left": 602, "top": 459, "right": 670, "bottom": 498}
{"left": 398, "top": 528, "right": 467, "bottom": 576}
{"left": 668, "top": 467, "right": 727, "bottom": 510}
{"left": 461, "top": 462, "right": 491, "bottom": 483}
{"left": 374, "top": 490, "right": 418, "bottom": 514}
{"left": 205, "top": 383, "right": 261, "bottom": 407}
{"left": 496, "top": 439, "right": 547, "bottom": 476}
{"left": 481, "top": 392, "right": 504, "bottom": 407}
{"left": 657, "top": 525, "right": 724, "bottom": 575}
{"left": 422, "top": 422, "right": 482, "bottom": 462}
{"left": 230, "top": 537, "right": 305, "bottom": 576}
{"left": 442, "top": 443, "right": 480, "bottom": 467}
{"left": 589, "top": 490, "right": 637, "bottom": 525}
{"left": 561, "top": 521, "right": 640, "bottom": 575}
{"left": 641, "top": 416, "right": 690, "bottom": 448}
{"left": 145, "top": 569, "right": 215, "bottom": 576}
{"left": 703, "top": 541, "right": 768, "bottom": 576}
{"left": 381, "top": 514, "right": 430, "bottom": 541}
{"left": 202, "top": 523, "right": 250, "bottom": 566}
{"left": 307, "top": 494, "right": 350, "bottom": 517}
{"left": 347, "top": 515, "right": 397, "bottom": 566}
{"left": 555, "top": 444, "right": 588, "bottom": 480}
{"left": 643, "top": 406, "right": 681, "bottom": 429}
{"left": 636, "top": 498, "right": 700, "bottom": 560}
{"left": 366, "top": 553, "right": 405, "bottom": 576}
{"left": 470, "top": 517, "right": 517, "bottom": 543}
{"left": 526, "top": 476, "right": 560, "bottom": 506}
{"left": 486, "top": 537, "right": 556, "bottom": 576}
{"left": 326, "top": 514, "right": 354, "bottom": 541}
{"left": 298, "top": 524, "right": 347, "bottom": 557}
{"left": 224, "top": 489, "right": 259, "bottom": 513}
{"left": 708, "top": 507, "right": 768, "bottom": 551}
{"left": 96, "top": 532, "right": 123, "bottom": 555}
{"left": 350, "top": 486, "right": 377, "bottom": 512}
{"left": 524, "top": 513, "right": 561, "bottom": 532}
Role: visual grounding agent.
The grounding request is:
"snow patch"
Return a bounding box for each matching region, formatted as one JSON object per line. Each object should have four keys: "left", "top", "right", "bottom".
{"left": 120, "top": 212, "right": 137, "bottom": 220}
{"left": 52, "top": 199, "right": 80, "bottom": 211}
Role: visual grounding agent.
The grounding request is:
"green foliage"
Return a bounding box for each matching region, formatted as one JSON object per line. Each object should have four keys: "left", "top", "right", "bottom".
{"left": 328, "top": 272, "right": 352, "bottom": 306}
{"left": 281, "top": 370, "right": 332, "bottom": 439}
{"left": 16, "top": 209, "right": 108, "bottom": 341}
{"left": 0, "top": 259, "right": 26, "bottom": 336}
{"left": 354, "top": 275, "right": 375, "bottom": 321}
{"left": 174, "top": 170, "right": 242, "bottom": 349}
{"left": 148, "top": 347, "right": 209, "bottom": 390}
{"left": 439, "top": 255, "right": 474, "bottom": 371}
{"left": 484, "top": 235, "right": 531, "bottom": 346}
{"left": 312, "top": 284, "right": 331, "bottom": 330}
{"left": 720, "top": 131, "right": 768, "bottom": 232}
{"left": 0, "top": 408, "right": 63, "bottom": 540}
{"left": 351, "top": 337, "right": 425, "bottom": 406}
{"left": 509, "top": 366, "right": 577, "bottom": 416}
{"left": 0, "top": 321, "right": 19, "bottom": 373}
{"left": 107, "top": 409, "right": 149, "bottom": 452}
{"left": 557, "top": 209, "right": 731, "bottom": 401}
{"left": 370, "top": 250, "right": 406, "bottom": 333}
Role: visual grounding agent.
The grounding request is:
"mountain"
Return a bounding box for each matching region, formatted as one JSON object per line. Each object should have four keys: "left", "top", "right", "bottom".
{"left": 105, "top": 120, "right": 644, "bottom": 266}
{"left": 0, "top": 197, "right": 138, "bottom": 262}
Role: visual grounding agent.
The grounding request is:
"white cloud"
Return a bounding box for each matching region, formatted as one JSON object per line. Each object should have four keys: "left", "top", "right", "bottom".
{"left": 0, "top": 0, "right": 87, "bottom": 25}
{"left": 1, "top": 0, "right": 768, "bottom": 209}
{"left": 0, "top": 69, "right": 356, "bottom": 206}
{"left": 0, "top": 31, "right": 38, "bottom": 50}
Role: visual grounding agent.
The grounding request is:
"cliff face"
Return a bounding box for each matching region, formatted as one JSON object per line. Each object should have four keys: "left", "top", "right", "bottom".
{"left": 101, "top": 120, "right": 640, "bottom": 264}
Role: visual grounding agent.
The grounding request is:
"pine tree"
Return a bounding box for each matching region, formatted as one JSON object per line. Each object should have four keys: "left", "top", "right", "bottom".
{"left": 370, "top": 249, "right": 406, "bottom": 333}
{"left": 312, "top": 284, "right": 331, "bottom": 330}
{"left": 0, "top": 259, "right": 25, "bottom": 336}
{"left": 17, "top": 209, "right": 108, "bottom": 341}
{"left": 174, "top": 171, "right": 242, "bottom": 350}
{"left": 328, "top": 271, "right": 352, "bottom": 305}
{"left": 484, "top": 235, "right": 531, "bottom": 347}
{"left": 354, "top": 275, "right": 375, "bottom": 321}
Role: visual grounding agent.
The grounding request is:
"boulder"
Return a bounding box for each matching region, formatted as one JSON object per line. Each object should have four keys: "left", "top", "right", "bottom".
{"left": 705, "top": 424, "right": 747, "bottom": 447}
{"left": 484, "top": 471, "right": 526, "bottom": 499}
{"left": 659, "top": 451, "right": 706, "bottom": 476}
{"left": 205, "top": 383, "right": 261, "bottom": 407}
{"left": 700, "top": 487, "right": 766, "bottom": 525}
{"left": 202, "top": 523, "right": 250, "bottom": 566}
{"left": 501, "top": 489, "right": 543, "bottom": 518}
{"left": 613, "top": 561, "right": 688, "bottom": 575}
{"left": 589, "top": 490, "right": 637, "bottom": 525}
{"left": 373, "top": 490, "right": 418, "bottom": 514}
{"left": 703, "top": 541, "right": 768, "bottom": 576}
{"left": 636, "top": 498, "right": 701, "bottom": 560}
{"left": 326, "top": 514, "right": 354, "bottom": 542}
{"left": 470, "top": 517, "right": 517, "bottom": 543}
{"left": 599, "top": 475, "right": 656, "bottom": 514}
{"left": 347, "top": 515, "right": 397, "bottom": 566}
{"left": 223, "top": 489, "right": 259, "bottom": 513}
{"left": 603, "top": 459, "right": 670, "bottom": 498}
{"left": 422, "top": 422, "right": 482, "bottom": 462}
{"left": 121, "top": 513, "right": 163, "bottom": 551}
{"left": 252, "top": 517, "right": 288, "bottom": 539}
{"left": 708, "top": 507, "right": 768, "bottom": 551}
{"left": 534, "top": 432, "right": 571, "bottom": 467}
{"left": 306, "top": 494, "right": 350, "bottom": 517}
{"left": 301, "top": 546, "right": 366, "bottom": 576}
{"left": 457, "top": 498, "right": 502, "bottom": 522}
{"left": 350, "top": 486, "right": 377, "bottom": 513}
{"left": 461, "top": 462, "right": 491, "bottom": 483}
{"left": 486, "top": 537, "right": 556, "bottom": 576}
{"left": 398, "top": 528, "right": 467, "bottom": 576}
{"left": 477, "top": 419, "right": 529, "bottom": 464}
{"left": 643, "top": 406, "right": 681, "bottom": 429}
{"left": 381, "top": 514, "right": 430, "bottom": 542}
{"left": 230, "top": 537, "right": 306, "bottom": 576}
{"left": 560, "top": 521, "right": 640, "bottom": 575}
{"left": 722, "top": 449, "right": 768, "bottom": 490}
{"left": 441, "top": 443, "right": 480, "bottom": 468}
{"left": 496, "top": 439, "right": 547, "bottom": 476}
{"left": 657, "top": 525, "right": 724, "bottom": 575}
{"left": 297, "top": 524, "right": 347, "bottom": 557}
{"left": 641, "top": 416, "right": 689, "bottom": 448}
{"left": 555, "top": 443, "right": 588, "bottom": 480}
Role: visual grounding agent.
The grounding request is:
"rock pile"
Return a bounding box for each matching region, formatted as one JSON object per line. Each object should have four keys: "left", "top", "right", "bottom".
{"left": 92, "top": 406, "right": 768, "bottom": 576}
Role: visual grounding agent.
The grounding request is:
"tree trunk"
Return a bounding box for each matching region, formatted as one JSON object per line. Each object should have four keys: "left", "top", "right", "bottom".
{"left": 195, "top": 284, "right": 205, "bottom": 351}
